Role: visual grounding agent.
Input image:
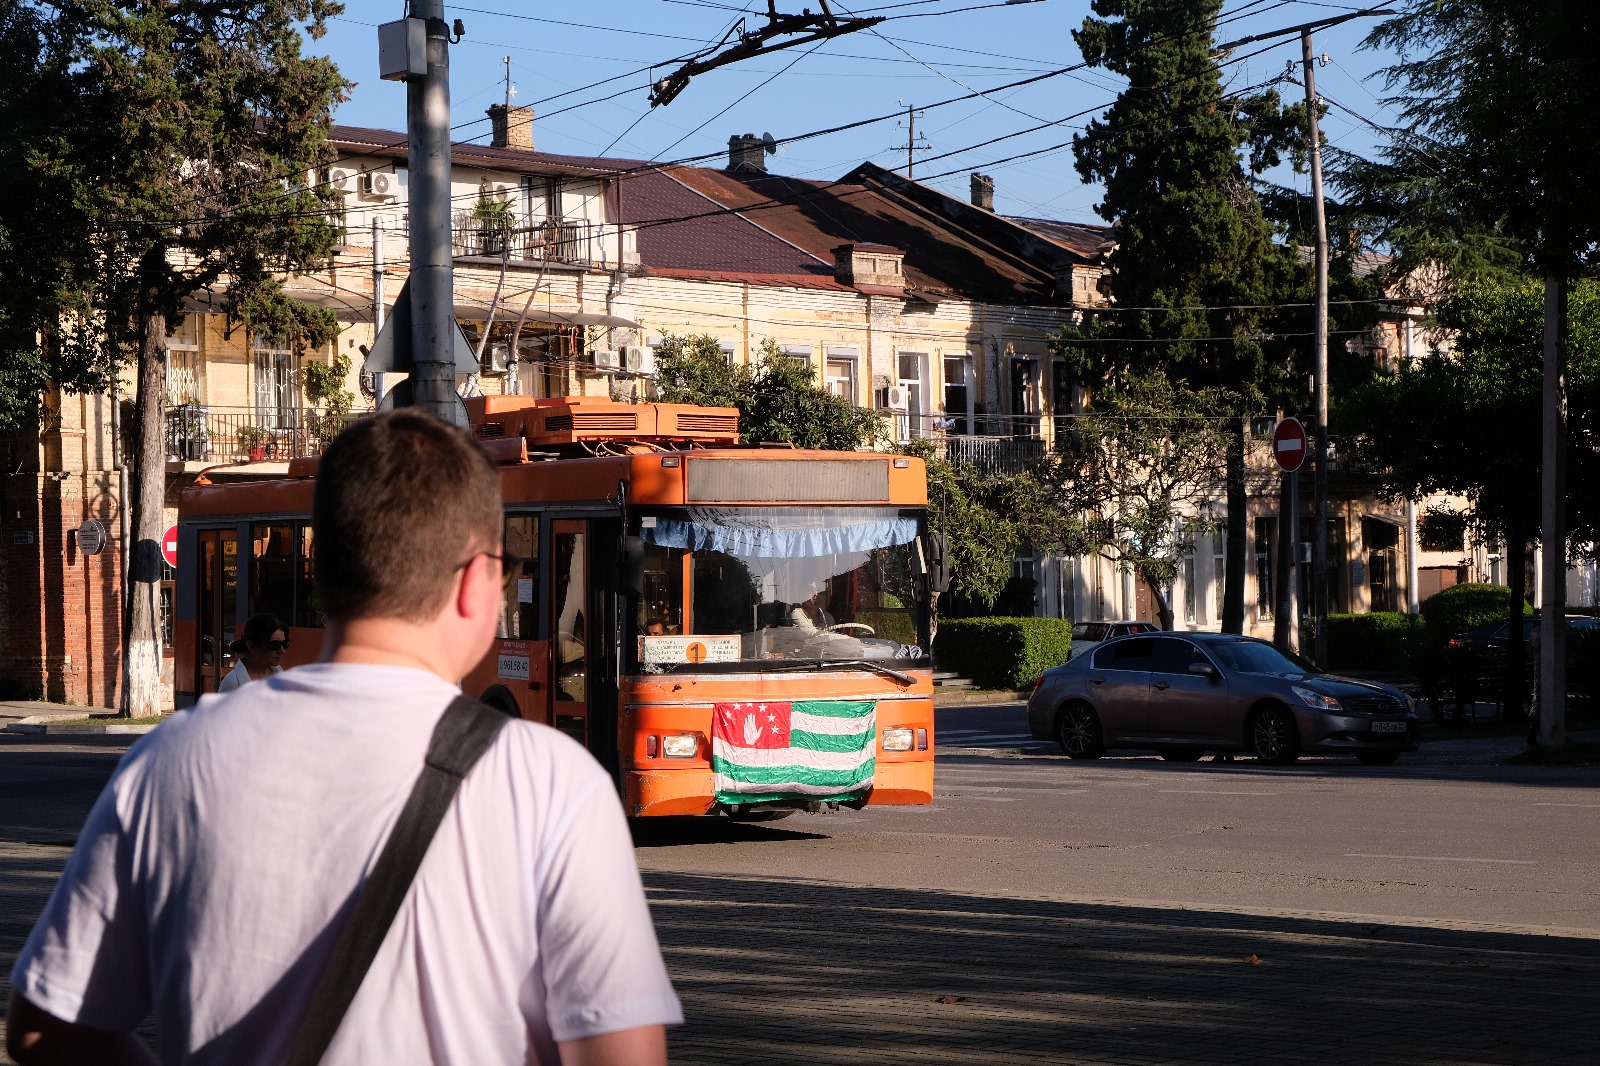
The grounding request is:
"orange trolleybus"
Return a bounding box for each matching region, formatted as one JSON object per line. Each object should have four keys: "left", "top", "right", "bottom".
{"left": 174, "top": 396, "right": 940, "bottom": 818}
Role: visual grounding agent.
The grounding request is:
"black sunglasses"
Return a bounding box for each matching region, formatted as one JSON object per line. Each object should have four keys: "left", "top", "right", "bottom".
{"left": 265, "top": 639, "right": 290, "bottom": 653}
{"left": 455, "top": 551, "right": 531, "bottom": 590}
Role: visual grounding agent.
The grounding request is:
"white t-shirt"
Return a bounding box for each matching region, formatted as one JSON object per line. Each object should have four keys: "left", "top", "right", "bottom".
{"left": 11, "top": 664, "right": 682, "bottom": 1065}
{"left": 215, "top": 660, "right": 282, "bottom": 693}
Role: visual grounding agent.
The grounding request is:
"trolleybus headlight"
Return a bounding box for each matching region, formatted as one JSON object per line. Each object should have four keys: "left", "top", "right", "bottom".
{"left": 882, "top": 727, "right": 914, "bottom": 752}
{"left": 662, "top": 734, "right": 698, "bottom": 758}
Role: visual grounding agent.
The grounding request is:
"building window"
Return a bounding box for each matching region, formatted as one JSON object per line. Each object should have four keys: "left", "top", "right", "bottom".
{"left": 1255, "top": 517, "right": 1277, "bottom": 620}
{"left": 718, "top": 340, "right": 736, "bottom": 365}
{"left": 896, "top": 351, "right": 927, "bottom": 441}
{"left": 942, "top": 354, "right": 972, "bottom": 435}
{"left": 1179, "top": 523, "right": 1197, "bottom": 624}
{"left": 779, "top": 342, "right": 812, "bottom": 366}
{"left": 1050, "top": 358, "right": 1073, "bottom": 444}
{"left": 825, "top": 348, "right": 856, "bottom": 403}
{"left": 167, "top": 315, "right": 204, "bottom": 406}
{"left": 252, "top": 335, "right": 298, "bottom": 430}
{"left": 1009, "top": 357, "right": 1039, "bottom": 438}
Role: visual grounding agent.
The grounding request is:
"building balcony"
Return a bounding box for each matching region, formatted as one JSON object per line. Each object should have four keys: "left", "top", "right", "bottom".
{"left": 166, "top": 405, "right": 359, "bottom": 464}
{"left": 933, "top": 434, "right": 1046, "bottom": 477}
{"left": 448, "top": 214, "right": 634, "bottom": 268}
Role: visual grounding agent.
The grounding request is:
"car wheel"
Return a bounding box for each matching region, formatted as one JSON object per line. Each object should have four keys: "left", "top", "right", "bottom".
{"left": 1355, "top": 750, "right": 1401, "bottom": 766}
{"left": 1157, "top": 746, "right": 1204, "bottom": 763}
{"left": 1056, "top": 703, "right": 1106, "bottom": 760}
{"left": 1250, "top": 705, "right": 1301, "bottom": 765}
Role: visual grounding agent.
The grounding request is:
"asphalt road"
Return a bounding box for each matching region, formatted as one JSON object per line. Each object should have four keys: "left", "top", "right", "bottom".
{"left": 634, "top": 701, "right": 1600, "bottom": 930}
{"left": 4, "top": 710, "right": 1600, "bottom": 1064}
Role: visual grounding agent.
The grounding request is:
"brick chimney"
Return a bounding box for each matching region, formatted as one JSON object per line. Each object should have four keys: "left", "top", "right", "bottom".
{"left": 727, "top": 133, "right": 768, "bottom": 175}
{"left": 970, "top": 172, "right": 994, "bottom": 211}
{"left": 833, "top": 243, "right": 905, "bottom": 292}
{"left": 488, "top": 104, "right": 535, "bottom": 150}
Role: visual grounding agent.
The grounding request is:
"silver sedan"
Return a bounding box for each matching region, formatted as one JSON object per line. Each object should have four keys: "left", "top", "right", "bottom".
{"left": 1026, "top": 633, "right": 1421, "bottom": 765}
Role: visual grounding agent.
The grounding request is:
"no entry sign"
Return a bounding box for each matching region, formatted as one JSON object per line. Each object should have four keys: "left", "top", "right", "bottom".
{"left": 161, "top": 525, "right": 179, "bottom": 569}
{"left": 1272, "top": 417, "right": 1308, "bottom": 472}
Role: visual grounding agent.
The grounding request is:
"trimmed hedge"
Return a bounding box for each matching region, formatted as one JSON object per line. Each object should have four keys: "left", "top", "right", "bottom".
{"left": 1324, "top": 612, "right": 1420, "bottom": 673}
{"left": 933, "top": 616, "right": 1073, "bottom": 690}
{"left": 1420, "top": 582, "right": 1530, "bottom": 641}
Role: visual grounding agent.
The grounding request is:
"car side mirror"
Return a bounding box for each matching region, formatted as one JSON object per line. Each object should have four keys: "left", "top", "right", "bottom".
{"left": 621, "top": 536, "right": 646, "bottom": 598}
{"left": 1188, "top": 661, "right": 1219, "bottom": 680}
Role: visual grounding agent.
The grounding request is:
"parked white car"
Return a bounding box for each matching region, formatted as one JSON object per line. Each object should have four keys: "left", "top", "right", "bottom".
{"left": 1068, "top": 620, "right": 1158, "bottom": 661}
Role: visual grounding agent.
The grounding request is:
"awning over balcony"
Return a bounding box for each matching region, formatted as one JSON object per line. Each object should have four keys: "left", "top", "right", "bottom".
{"left": 450, "top": 303, "right": 639, "bottom": 329}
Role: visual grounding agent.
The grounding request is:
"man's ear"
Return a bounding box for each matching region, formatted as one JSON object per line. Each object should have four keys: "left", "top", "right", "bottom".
{"left": 455, "top": 554, "right": 496, "bottom": 620}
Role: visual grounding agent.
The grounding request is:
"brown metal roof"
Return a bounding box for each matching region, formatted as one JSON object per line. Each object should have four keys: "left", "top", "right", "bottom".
{"left": 330, "top": 124, "right": 641, "bottom": 180}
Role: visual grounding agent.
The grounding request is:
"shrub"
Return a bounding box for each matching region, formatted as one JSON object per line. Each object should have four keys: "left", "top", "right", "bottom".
{"left": 1420, "top": 582, "right": 1529, "bottom": 642}
{"left": 933, "top": 617, "right": 1073, "bottom": 690}
{"left": 1324, "top": 612, "right": 1419, "bottom": 672}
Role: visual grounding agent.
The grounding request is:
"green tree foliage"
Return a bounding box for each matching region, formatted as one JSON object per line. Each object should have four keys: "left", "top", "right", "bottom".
{"left": 652, "top": 334, "right": 884, "bottom": 449}
{"left": 1348, "top": 278, "right": 1600, "bottom": 553}
{"left": 1043, "top": 372, "right": 1229, "bottom": 631}
{"left": 1069, "top": 0, "right": 1308, "bottom": 633}
{"left": 1347, "top": 278, "right": 1600, "bottom": 714}
{"left": 5, "top": 0, "right": 348, "bottom": 715}
{"left": 1353, "top": 2, "right": 1600, "bottom": 281}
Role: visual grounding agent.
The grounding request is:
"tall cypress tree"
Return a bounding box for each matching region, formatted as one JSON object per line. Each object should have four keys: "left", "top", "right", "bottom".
{"left": 1069, "top": 0, "right": 1303, "bottom": 633}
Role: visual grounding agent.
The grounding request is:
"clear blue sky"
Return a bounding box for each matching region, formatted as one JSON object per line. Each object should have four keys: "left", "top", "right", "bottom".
{"left": 314, "top": 1, "right": 1408, "bottom": 223}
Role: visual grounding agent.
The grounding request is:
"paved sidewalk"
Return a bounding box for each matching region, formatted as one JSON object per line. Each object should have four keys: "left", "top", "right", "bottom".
{"left": 649, "top": 871, "right": 1600, "bottom": 1065}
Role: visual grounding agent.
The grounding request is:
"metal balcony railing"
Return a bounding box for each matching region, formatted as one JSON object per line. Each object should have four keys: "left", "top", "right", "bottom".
{"left": 933, "top": 434, "right": 1046, "bottom": 477}
{"left": 450, "top": 213, "right": 617, "bottom": 267}
{"left": 166, "top": 405, "right": 361, "bottom": 464}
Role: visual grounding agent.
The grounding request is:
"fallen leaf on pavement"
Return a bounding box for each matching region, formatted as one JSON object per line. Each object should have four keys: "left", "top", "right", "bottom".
{"left": 935, "top": 995, "right": 967, "bottom": 1004}
{"left": 1242, "top": 954, "right": 1263, "bottom": 965}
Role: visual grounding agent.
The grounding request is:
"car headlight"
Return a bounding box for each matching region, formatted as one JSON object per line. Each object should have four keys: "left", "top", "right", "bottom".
{"left": 1291, "top": 685, "right": 1342, "bottom": 712}
{"left": 882, "top": 727, "right": 914, "bottom": 752}
{"left": 661, "top": 734, "right": 698, "bottom": 758}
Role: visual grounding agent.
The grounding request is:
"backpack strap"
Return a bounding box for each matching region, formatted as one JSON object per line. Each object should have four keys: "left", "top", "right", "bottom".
{"left": 283, "top": 695, "right": 510, "bottom": 1066}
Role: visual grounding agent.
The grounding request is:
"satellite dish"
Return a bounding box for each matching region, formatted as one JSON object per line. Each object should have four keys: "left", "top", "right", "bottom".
{"left": 761, "top": 131, "right": 778, "bottom": 155}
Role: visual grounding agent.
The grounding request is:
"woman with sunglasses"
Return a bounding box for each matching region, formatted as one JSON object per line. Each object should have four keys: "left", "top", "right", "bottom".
{"left": 218, "top": 613, "right": 289, "bottom": 693}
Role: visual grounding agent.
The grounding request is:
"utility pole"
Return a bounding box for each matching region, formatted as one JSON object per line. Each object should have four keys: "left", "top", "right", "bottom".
{"left": 1300, "top": 29, "right": 1331, "bottom": 669}
{"left": 406, "top": 2, "right": 457, "bottom": 421}
{"left": 371, "top": 217, "right": 386, "bottom": 402}
{"left": 503, "top": 55, "right": 513, "bottom": 109}
{"left": 896, "top": 101, "right": 930, "bottom": 178}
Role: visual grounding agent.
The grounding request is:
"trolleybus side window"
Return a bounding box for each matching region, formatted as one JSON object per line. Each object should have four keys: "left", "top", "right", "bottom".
{"left": 251, "top": 524, "right": 296, "bottom": 628}
{"left": 499, "top": 515, "right": 540, "bottom": 639}
{"left": 296, "top": 524, "right": 323, "bottom": 628}
{"left": 553, "top": 527, "right": 587, "bottom": 704}
{"left": 196, "top": 528, "right": 239, "bottom": 691}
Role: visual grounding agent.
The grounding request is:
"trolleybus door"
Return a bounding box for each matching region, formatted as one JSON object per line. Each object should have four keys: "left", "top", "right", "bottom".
{"left": 551, "top": 520, "right": 590, "bottom": 744}
{"left": 194, "top": 527, "right": 239, "bottom": 694}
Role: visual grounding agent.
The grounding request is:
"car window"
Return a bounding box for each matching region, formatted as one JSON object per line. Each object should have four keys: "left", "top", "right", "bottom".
{"left": 1151, "top": 637, "right": 1209, "bottom": 675}
{"left": 1073, "top": 622, "right": 1108, "bottom": 642}
{"left": 1208, "top": 639, "right": 1314, "bottom": 676}
{"left": 1093, "top": 636, "right": 1155, "bottom": 671}
{"left": 1128, "top": 622, "right": 1157, "bottom": 634}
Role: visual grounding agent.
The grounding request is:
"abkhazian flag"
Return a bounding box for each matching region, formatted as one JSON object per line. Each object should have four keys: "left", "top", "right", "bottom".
{"left": 711, "top": 700, "right": 877, "bottom": 805}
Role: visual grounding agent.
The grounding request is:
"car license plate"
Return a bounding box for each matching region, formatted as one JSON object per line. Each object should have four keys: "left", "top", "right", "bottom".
{"left": 1371, "top": 721, "right": 1407, "bottom": 733}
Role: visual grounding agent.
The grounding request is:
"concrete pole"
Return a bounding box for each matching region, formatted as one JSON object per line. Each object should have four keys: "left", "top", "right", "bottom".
{"left": 1537, "top": 274, "right": 1567, "bottom": 750}
{"left": 1301, "top": 29, "right": 1331, "bottom": 668}
{"left": 371, "top": 218, "right": 386, "bottom": 402}
{"left": 406, "top": 2, "right": 457, "bottom": 421}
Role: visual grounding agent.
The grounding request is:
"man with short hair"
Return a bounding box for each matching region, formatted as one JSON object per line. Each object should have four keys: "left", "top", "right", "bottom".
{"left": 8, "top": 410, "right": 681, "bottom": 1065}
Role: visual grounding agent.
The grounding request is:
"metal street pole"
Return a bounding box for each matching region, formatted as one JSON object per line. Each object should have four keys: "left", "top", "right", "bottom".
{"left": 407, "top": 0, "right": 457, "bottom": 421}
{"left": 1301, "top": 29, "right": 1331, "bottom": 668}
{"left": 1537, "top": 274, "right": 1568, "bottom": 749}
{"left": 371, "top": 217, "right": 386, "bottom": 403}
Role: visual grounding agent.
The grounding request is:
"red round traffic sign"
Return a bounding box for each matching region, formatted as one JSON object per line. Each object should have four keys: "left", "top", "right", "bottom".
{"left": 1271, "top": 417, "right": 1308, "bottom": 472}
{"left": 161, "top": 525, "right": 179, "bottom": 568}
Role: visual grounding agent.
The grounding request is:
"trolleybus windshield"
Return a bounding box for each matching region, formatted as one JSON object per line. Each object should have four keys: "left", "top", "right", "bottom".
{"left": 633, "top": 506, "right": 930, "bottom": 672}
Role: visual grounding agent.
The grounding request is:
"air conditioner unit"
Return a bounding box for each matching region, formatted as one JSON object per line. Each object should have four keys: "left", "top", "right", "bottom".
{"left": 360, "top": 171, "right": 395, "bottom": 199}
{"left": 885, "top": 385, "right": 909, "bottom": 411}
{"left": 591, "top": 349, "right": 621, "bottom": 369}
{"left": 622, "top": 345, "right": 653, "bottom": 375}
{"left": 483, "top": 343, "right": 510, "bottom": 374}
{"left": 328, "top": 168, "right": 353, "bottom": 191}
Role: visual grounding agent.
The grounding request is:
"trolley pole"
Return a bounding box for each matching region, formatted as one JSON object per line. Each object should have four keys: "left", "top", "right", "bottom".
{"left": 406, "top": 0, "right": 457, "bottom": 421}
{"left": 1301, "top": 28, "right": 1331, "bottom": 668}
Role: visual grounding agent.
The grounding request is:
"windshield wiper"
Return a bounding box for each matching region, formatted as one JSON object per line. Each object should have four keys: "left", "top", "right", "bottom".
{"left": 811, "top": 658, "right": 918, "bottom": 685}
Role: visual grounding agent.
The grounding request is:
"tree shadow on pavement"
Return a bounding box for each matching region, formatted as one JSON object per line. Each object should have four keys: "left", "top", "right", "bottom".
{"left": 645, "top": 869, "right": 1600, "bottom": 1066}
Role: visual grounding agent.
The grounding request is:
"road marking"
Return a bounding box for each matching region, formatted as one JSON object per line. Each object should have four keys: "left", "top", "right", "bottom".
{"left": 1344, "top": 853, "right": 1536, "bottom": 865}
{"left": 1157, "top": 789, "right": 1278, "bottom": 796}
{"left": 1533, "top": 802, "right": 1600, "bottom": 808}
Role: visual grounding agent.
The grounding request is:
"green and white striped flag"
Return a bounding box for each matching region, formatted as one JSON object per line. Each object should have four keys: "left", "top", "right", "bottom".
{"left": 711, "top": 700, "right": 876, "bottom": 805}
